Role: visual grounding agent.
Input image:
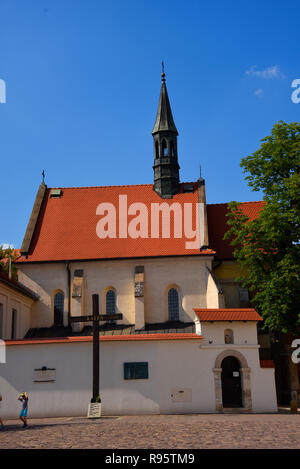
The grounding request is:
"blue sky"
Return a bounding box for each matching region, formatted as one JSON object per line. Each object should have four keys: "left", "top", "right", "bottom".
{"left": 0, "top": 0, "right": 300, "bottom": 248}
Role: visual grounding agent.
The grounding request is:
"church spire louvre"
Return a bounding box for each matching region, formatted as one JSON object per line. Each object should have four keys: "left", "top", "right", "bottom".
{"left": 152, "top": 64, "right": 180, "bottom": 198}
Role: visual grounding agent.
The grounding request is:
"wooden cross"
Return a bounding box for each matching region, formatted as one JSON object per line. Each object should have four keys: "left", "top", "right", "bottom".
{"left": 70, "top": 294, "right": 122, "bottom": 402}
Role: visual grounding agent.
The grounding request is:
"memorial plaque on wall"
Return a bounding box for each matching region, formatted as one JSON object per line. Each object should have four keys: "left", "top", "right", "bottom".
{"left": 134, "top": 282, "right": 144, "bottom": 297}
{"left": 33, "top": 368, "right": 56, "bottom": 382}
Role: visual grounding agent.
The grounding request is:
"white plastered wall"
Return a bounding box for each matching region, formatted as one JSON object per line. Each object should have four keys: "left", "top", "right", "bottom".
{"left": 199, "top": 321, "right": 259, "bottom": 346}
{"left": 0, "top": 336, "right": 277, "bottom": 418}
{"left": 0, "top": 283, "right": 33, "bottom": 340}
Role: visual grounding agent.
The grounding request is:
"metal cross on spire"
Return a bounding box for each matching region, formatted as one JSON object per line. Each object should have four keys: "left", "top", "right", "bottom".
{"left": 161, "top": 60, "right": 166, "bottom": 82}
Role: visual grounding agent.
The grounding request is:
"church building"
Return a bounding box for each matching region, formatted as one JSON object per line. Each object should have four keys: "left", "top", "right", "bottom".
{"left": 0, "top": 70, "right": 277, "bottom": 417}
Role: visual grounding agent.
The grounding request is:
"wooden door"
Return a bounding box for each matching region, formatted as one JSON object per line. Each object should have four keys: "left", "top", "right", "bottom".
{"left": 221, "top": 356, "right": 243, "bottom": 408}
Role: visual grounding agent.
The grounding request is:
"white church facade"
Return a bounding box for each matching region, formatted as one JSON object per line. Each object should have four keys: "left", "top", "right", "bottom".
{"left": 0, "top": 71, "right": 277, "bottom": 417}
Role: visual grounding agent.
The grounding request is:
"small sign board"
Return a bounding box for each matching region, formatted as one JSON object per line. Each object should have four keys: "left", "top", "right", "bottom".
{"left": 88, "top": 402, "right": 102, "bottom": 419}
{"left": 233, "top": 372, "right": 240, "bottom": 377}
{"left": 70, "top": 313, "right": 122, "bottom": 323}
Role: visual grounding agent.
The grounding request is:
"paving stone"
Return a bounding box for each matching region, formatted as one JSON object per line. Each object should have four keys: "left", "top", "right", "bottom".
{"left": 0, "top": 414, "right": 299, "bottom": 449}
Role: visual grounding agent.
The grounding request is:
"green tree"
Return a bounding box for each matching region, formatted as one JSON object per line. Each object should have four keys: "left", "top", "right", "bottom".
{"left": 225, "top": 121, "right": 300, "bottom": 335}
{"left": 0, "top": 245, "right": 18, "bottom": 280}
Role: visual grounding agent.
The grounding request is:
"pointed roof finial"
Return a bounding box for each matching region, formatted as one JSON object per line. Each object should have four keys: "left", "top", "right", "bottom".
{"left": 152, "top": 62, "right": 178, "bottom": 135}
{"left": 42, "top": 169, "right": 45, "bottom": 183}
{"left": 198, "top": 164, "right": 205, "bottom": 185}
{"left": 161, "top": 60, "right": 166, "bottom": 82}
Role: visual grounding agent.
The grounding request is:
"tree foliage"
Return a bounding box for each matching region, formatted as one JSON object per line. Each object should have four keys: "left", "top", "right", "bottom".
{"left": 225, "top": 121, "right": 300, "bottom": 335}
{"left": 0, "top": 245, "right": 18, "bottom": 280}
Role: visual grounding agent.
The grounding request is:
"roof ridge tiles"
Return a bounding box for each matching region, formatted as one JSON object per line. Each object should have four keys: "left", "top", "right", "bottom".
{"left": 48, "top": 181, "right": 198, "bottom": 191}
{"left": 194, "top": 308, "right": 256, "bottom": 311}
{"left": 48, "top": 183, "right": 153, "bottom": 190}
{"left": 207, "top": 201, "right": 264, "bottom": 206}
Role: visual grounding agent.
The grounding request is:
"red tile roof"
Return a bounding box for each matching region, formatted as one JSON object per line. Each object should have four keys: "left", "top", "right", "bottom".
{"left": 16, "top": 183, "right": 215, "bottom": 263}
{"left": 193, "top": 308, "right": 262, "bottom": 321}
{"left": 207, "top": 201, "right": 265, "bottom": 260}
{"left": 15, "top": 183, "right": 264, "bottom": 263}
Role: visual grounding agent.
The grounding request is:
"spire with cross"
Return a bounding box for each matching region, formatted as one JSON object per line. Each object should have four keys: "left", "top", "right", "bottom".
{"left": 152, "top": 63, "right": 180, "bottom": 198}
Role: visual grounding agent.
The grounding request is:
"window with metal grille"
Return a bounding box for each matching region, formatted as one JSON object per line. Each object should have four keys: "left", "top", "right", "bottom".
{"left": 54, "top": 292, "right": 64, "bottom": 326}
{"left": 124, "top": 362, "right": 148, "bottom": 380}
{"left": 106, "top": 289, "right": 116, "bottom": 317}
{"left": 168, "top": 288, "right": 179, "bottom": 321}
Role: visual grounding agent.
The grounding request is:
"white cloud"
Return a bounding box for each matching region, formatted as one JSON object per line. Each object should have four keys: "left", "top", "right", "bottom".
{"left": 254, "top": 88, "right": 264, "bottom": 97}
{"left": 246, "top": 65, "right": 285, "bottom": 79}
{"left": 0, "top": 243, "right": 14, "bottom": 249}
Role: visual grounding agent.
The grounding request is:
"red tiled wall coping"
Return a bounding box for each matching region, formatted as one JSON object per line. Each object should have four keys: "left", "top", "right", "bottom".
{"left": 194, "top": 308, "right": 262, "bottom": 322}
{"left": 5, "top": 333, "right": 203, "bottom": 346}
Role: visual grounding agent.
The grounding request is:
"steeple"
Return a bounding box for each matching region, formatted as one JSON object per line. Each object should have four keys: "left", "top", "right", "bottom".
{"left": 152, "top": 64, "right": 180, "bottom": 198}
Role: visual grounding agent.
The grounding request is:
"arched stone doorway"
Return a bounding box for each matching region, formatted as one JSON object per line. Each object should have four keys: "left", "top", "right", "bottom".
{"left": 221, "top": 356, "right": 242, "bottom": 407}
{"left": 213, "top": 350, "right": 253, "bottom": 412}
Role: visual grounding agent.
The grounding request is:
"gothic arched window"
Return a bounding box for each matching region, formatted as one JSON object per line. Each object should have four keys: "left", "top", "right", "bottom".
{"left": 168, "top": 288, "right": 179, "bottom": 321}
{"left": 162, "top": 139, "right": 168, "bottom": 157}
{"left": 54, "top": 291, "right": 64, "bottom": 326}
{"left": 106, "top": 289, "right": 116, "bottom": 316}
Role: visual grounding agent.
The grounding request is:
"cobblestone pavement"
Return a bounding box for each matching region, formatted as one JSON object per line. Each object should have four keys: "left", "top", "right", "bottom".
{"left": 0, "top": 413, "right": 299, "bottom": 449}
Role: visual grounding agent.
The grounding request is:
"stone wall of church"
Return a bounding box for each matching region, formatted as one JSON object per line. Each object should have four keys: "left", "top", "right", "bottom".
{"left": 18, "top": 263, "right": 69, "bottom": 329}
{"left": 17, "top": 256, "right": 220, "bottom": 330}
